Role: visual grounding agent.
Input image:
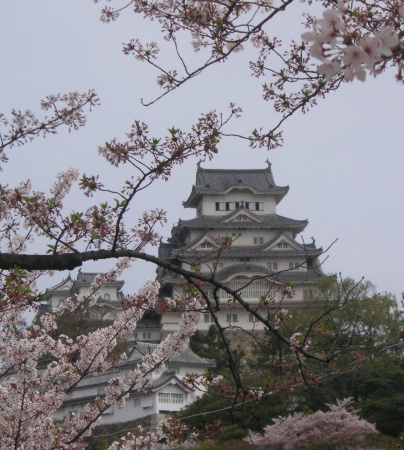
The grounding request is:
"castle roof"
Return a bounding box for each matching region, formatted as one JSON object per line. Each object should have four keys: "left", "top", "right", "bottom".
{"left": 214, "top": 263, "right": 321, "bottom": 284}
{"left": 160, "top": 263, "right": 321, "bottom": 286}
{"left": 176, "top": 213, "right": 308, "bottom": 233}
{"left": 127, "top": 342, "right": 215, "bottom": 368}
{"left": 176, "top": 246, "right": 323, "bottom": 259}
{"left": 183, "top": 163, "right": 289, "bottom": 208}
{"left": 43, "top": 271, "right": 124, "bottom": 301}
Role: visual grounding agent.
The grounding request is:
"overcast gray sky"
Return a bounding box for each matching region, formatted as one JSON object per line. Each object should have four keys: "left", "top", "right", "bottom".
{"left": 1, "top": 1, "right": 403, "bottom": 301}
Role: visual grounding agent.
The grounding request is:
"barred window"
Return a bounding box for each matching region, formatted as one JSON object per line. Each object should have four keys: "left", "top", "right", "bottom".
{"left": 159, "top": 393, "right": 184, "bottom": 404}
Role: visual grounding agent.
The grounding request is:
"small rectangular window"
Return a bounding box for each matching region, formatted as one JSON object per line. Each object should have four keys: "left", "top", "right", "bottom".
{"left": 240, "top": 257, "right": 251, "bottom": 262}
{"left": 255, "top": 202, "right": 264, "bottom": 211}
{"left": 204, "top": 313, "right": 211, "bottom": 323}
{"left": 159, "top": 393, "right": 171, "bottom": 403}
{"left": 254, "top": 237, "right": 264, "bottom": 245}
{"left": 235, "top": 202, "right": 240, "bottom": 209}
{"left": 171, "top": 393, "right": 184, "bottom": 404}
{"left": 225, "top": 202, "right": 234, "bottom": 211}
{"left": 294, "top": 263, "right": 299, "bottom": 269}
{"left": 249, "top": 314, "right": 257, "bottom": 323}
{"left": 226, "top": 314, "right": 238, "bottom": 323}
{"left": 289, "top": 262, "right": 294, "bottom": 269}
{"left": 245, "top": 202, "right": 250, "bottom": 210}
{"left": 143, "top": 333, "right": 147, "bottom": 339}
{"left": 215, "top": 202, "right": 225, "bottom": 211}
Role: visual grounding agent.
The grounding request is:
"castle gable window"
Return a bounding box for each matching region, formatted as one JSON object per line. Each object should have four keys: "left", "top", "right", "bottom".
{"left": 159, "top": 393, "right": 184, "bottom": 404}
{"left": 200, "top": 241, "right": 213, "bottom": 248}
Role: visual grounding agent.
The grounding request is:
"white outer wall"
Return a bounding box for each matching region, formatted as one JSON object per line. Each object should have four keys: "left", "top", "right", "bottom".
{"left": 201, "top": 190, "right": 276, "bottom": 215}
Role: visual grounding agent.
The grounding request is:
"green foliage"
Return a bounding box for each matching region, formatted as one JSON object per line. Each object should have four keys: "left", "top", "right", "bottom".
{"left": 185, "top": 279, "right": 404, "bottom": 442}
{"left": 282, "top": 278, "right": 404, "bottom": 437}
{"left": 190, "top": 325, "right": 245, "bottom": 373}
{"left": 178, "top": 388, "right": 290, "bottom": 440}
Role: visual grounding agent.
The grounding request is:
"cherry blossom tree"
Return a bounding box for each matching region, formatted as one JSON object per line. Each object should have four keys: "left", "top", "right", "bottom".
{"left": 247, "top": 398, "right": 377, "bottom": 450}
{"left": 0, "top": 0, "right": 403, "bottom": 448}
{"left": 93, "top": 0, "right": 403, "bottom": 148}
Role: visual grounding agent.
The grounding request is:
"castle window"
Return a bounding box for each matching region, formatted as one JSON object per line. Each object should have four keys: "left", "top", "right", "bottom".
{"left": 201, "top": 242, "right": 212, "bottom": 248}
{"left": 240, "top": 258, "right": 250, "bottom": 262}
{"left": 204, "top": 313, "right": 214, "bottom": 323}
{"left": 213, "top": 262, "right": 223, "bottom": 270}
{"left": 249, "top": 314, "right": 258, "bottom": 323}
{"left": 304, "top": 290, "right": 313, "bottom": 299}
{"left": 227, "top": 314, "right": 238, "bottom": 323}
{"left": 225, "top": 202, "right": 234, "bottom": 211}
{"left": 289, "top": 263, "right": 294, "bottom": 269}
{"left": 254, "top": 237, "right": 264, "bottom": 245}
{"left": 255, "top": 202, "right": 264, "bottom": 211}
{"left": 159, "top": 393, "right": 184, "bottom": 404}
{"left": 215, "top": 202, "right": 225, "bottom": 211}
{"left": 104, "top": 293, "right": 110, "bottom": 300}
{"left": 97, "top": 387, "right": 105, "bottom": 396}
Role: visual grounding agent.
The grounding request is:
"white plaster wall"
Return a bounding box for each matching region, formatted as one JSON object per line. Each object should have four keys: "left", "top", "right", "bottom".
{"left": 202, "top": 191, "right": 276, "bottom": 215}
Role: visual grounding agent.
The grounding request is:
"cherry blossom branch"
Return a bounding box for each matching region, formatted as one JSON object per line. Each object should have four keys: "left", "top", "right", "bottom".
{"left": 0, "top": 91, "right": 99, "bottom": 166}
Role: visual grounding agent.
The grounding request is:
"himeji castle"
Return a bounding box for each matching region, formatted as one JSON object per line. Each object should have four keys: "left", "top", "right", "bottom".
{"left": 158, "top": 161, "right": 324, "bottom": 334}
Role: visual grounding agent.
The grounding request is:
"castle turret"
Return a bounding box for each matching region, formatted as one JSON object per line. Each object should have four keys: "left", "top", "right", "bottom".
{"left": 158, "top": 163, "right": 323, "bottom": 332}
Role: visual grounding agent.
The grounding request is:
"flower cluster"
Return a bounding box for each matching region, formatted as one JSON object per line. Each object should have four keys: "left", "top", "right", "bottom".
{"left": 302, "top": 2, "right": 403, "bottom": 81}
{"left": 290, "top": 332, "right": 311, "bottom": 352}
{"left": 247, "top": 398, "right": 377, "bottom": 449}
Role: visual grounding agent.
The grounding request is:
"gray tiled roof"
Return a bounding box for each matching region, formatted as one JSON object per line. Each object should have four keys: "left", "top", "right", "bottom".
{"left": 71, "top": 344, "right": 214, "bottom": 392}
{"left": 135, "top": 320, "right": 161, "bottom": 329}
{"left": 183, "top": 164, "right": 289, "bottom": 207}
{"left": 213, "top": 263, "right": 319, "bottom": 283}
{"left": 161, "top": 263, "right": 320, "bottom": 285}
{"left": 127, "top": 342, "right": 215, "bottom": 368}
{"left": 158, "top": 241, "right": 177, "bottom": 260}
{"left": 177, "top": 213, "right": 308, "bottom": 231}
{"left": 176, "top": 246, "right": 322, "bottom": 259}
{"left": 75, "top": 271, "right": 124, "bottom": 288}
{"left": 65, "top": 371, "right": 190, "bottom": 403}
